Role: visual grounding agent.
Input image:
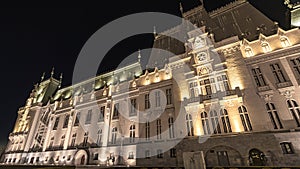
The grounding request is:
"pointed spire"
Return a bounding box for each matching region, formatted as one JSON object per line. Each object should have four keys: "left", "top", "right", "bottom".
{"left": 153, "top": 26, "right": 157, "bottom": 35}
{"left": 199, "top": 0, "right": 204, "bottom": 5}
{"left": 58, "top": 73, "right": 63, "bottom": 89}
{"left": 51, "top": 67, "right": 55, "bottom": 78}
{"left": 41, "top": 72, "right": 45, "bottom": 82}
{"left": 179, "top": 2, "right": 184, "bottom": 15}
{"left": 138, "top": 49, "right": 141, "bottom": 63}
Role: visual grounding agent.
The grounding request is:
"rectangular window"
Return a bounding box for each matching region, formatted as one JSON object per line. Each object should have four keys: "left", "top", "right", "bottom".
{"left": 128, "top": 152, "right": 134, "bottom": 159}
{"left": 145, "top": 121, "right": 150, "bottom": 140}
{"left": 145, "top": 150, "right": 150, "bottom": 159}
{"left": 98, "top": 106, "right": 105, "bottom": 122}
{"left": 145, "top": 94, "right": 150, "bottom": 109}
{"left": 280, "top": 142, "right": 294, "bottom": 154}
{"left": 93, "top": 153, "right": 98, "bottom": 160}
{"left": 166, "top": 88, "right": 172, "bottom": 105}
{"left": 157, "top": 149, "right": 163, "bottom": 158}
{"left": 270, "top": 63, "right": 287, "bottom": 83}
{"left": 251, "top": 67, "right": 266, "bottom": 87}
{"left": 53, "top": 117, "right": 60, "bottom": 130}
{"left": 74, "top": 112, "right": 80, "bottom": 126}
{"left": 63, "top": 115, "right": 70, "bottom": 128}
{"left": 113, "top": 103, "right": 119, "bottom": 119}
{"left": 290, "top": 58, "right": 300, "bottom": 80}
{"left": 85, "top": 110, "right": 92, "bottom": 124}
{"left": 130, "top": 98, "right": 137, "bottom": 116}
{"left": 170, "top": 148, "right": 176, "bottom": 158}
{"left": 155, "top": 91, "right": 161, "bottom": 107}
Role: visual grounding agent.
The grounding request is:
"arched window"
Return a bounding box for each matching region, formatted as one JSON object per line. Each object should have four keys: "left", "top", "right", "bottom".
{"left": 111, "top": 127, "right": 117, "bottom": 144}
{"left": 130, "top": 125, "right": 135, "bottom": 143}
{"left": 245, "top": 47, "right": 254, "bottom": 57}
{"left": 287, "top": 100, "right": 300, "bottom": 127}
{"left": 261, "top": 42, "right": 271, "bottom": 53}
{"left": 280, "top": 36, "right": 290, "bottom": 47}
{"left": 220, "top": 109, "right": 232, "bottom": 133}
{"left": 186, "top": 114, "right": 194, "bottom": 136}
{"left": 210, "top": 110, "right": 221, "bottom": 134}
{"left": 156, "top": 119, "right": 162, "bottom": 140}
{"left": 238, "top": 106, "right": 252, "bottom": 131}
{"left": 96, "top": 129, "right": 102, "bottom": 145}
{"left": 201, "top": 112, "right": 210, "bottom": 135}
{"left": 266, "top": 103, "right": 283, "bottom": 129}
{"left": 168, "top": 117, "right": 175, "bottom": 138}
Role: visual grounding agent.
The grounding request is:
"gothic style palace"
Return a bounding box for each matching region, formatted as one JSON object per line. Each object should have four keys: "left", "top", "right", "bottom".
{"left": 2, "top": 0, "right": 300, "bottom": 168}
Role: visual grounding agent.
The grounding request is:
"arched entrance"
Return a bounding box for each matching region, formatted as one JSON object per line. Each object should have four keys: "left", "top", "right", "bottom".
{"left": 249, "top": 148, "right": 267, "bottom": 166}
{"left": 74, "top": 149, "right": 89, "bottom": 166}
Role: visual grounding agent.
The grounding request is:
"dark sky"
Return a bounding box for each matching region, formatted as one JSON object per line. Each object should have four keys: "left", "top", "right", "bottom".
{"left": 0, "top": 0, "right": 288, "bottom": 146}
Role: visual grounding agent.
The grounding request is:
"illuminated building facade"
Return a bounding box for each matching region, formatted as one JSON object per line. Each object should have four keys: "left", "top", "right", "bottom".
{"left": 2, "top": 0, "right": 300, "bottom": 167}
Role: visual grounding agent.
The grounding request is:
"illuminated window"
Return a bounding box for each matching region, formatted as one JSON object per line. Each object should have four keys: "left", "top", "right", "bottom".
{"left": 238, "top": 106, "right": 252, "bottom": 131}
{"left": 98, "top": 106, "right": 105, "bottom": 122}
{"left": 287, "top": 100, "right": 300, "bottom": 127}
{"left": 266, "top": 103, "right": 283, "bottom": 129}
{"left": 220, "top": 109, "right": 232, "bottom": 133}
{"left": 168, "top": 117, "right": 175, "bottom": 138}
{"left": 130, "top": 98, "right": 137, "bottom": 116}
{"left": 280, "top": 142, "right": 294, "bottom": 154}
{"left": 96, "top": 129, "right": 102, "bottom": 146}
{"left": 128, "top": 152, "right": 134, "bottom": 159}
{"left": 83, "top": 132, "right": 88, "bottom": 147}
{"left": 157, "top": 149, "right": 163, "bottom": 158}
{"left": 210, "top": 110, "right": 221, "bottom": 134}
{"left": 53, "top": 117, "right": 60, "bottom": 130}
{"left": 280, "top": 36, "right": 290, "bottom": 47}
{"left": 190, "top": 82, "right": 200, "bottom": 98}
{"left": 49, "top": 137, "right": 54, "bottom": 149}
{"left": 74, "top": 112, "right": 80, "bottom": 126}
{"left": 145, "top": 121, "right": 150, "bottom": 140}
{"left": 63, "top": 114, "right": 70, "bottom": 128}
{"left": 217, "top": 75, "right": 230, "bottom": 92}
{"left": 261, "top": 42, "right": 271, "bottom": 53}
{"left": 186, "top": 114, "right": 194, "bottom": 136}
{"left": 155, "top": 91, "right": 161, "bottom": 107}
{"left": 113, "top": 103, "right": 119, "bottom": 119}
{"left": 201, "top": 112, "right": 211, "bottom": 135}
{"left": 245, "top": 47, "right": 254, "bottom": 57}
{"left": 85, "top": 110, "right": 92, "bottom": 124}
{"left": 111, "top": 127, "right": 117, "bottom": 144}
{"left": 130, "top": 125, "right": 135, "bottom": 143}
{"left": 270, "top": 63, "right": 287, "bottom": 83}
{"left": 166, "top": 88, "right": 172, "bottom": 105}
{"left": 290, "top": 58, "right": 300, "bottom": 80}
{"left": 252, "top": 67, "right": 267, "bottom": 87}
{"left": 156, "top": 119, "right": 162, "bottom": 140}
{"left": 145, "top": 94, "right": 150, "bottom": 109}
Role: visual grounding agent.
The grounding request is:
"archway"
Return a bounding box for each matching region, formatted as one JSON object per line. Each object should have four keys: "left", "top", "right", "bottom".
{"left": 74, "top": 149, "right": 89, "bottom": 166}
{"left": 249, "top": 148, "right": 267, "bottom": 166}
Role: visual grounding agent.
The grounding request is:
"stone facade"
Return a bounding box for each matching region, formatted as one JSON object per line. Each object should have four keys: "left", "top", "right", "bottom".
{"left": 2, "top": 0, "right": 300, "bottom": 168}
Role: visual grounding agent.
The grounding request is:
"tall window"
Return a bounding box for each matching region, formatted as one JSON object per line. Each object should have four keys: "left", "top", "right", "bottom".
{"left": 156, "top": 119, "right": 162, "bottom": 140}
{"left": 204, "top": 79, "right": 212, "bottom": 95}
{"left": 245, "top": 47, "right": 254, "bottom": 57}
{"left": 166, "top": 88, "right": 172, "bottom": 105}
{"left": 63, "top": 115, "right": 70, "bottom": 128}
{"left": 170, "top": 148, "right": 176, "bottom": 158}
{"left": 111, "top": 127, "right": 117, "bottom": 144}
{"left": 189, "top": 82, "right": 199, "bottom": 98}
{"left": 270, "top": 63, "right": 287, "bottom": 83}
{"left": 280, "top": 142, "right": 294, "bottom": 154}
{"left": 96, "top": 129, "right": 102, "bottom": 146}
{"left": 113, "top": 103, "right": 119, "bottom": 119}
{"left": 85, "top": 110, "right": 92, "bottom": 124}
{"left": 53, "top": 117, "right": 60, "bottom": 130}
{"left": 83, "top": 132, "right": 88, "bottom": 147}
{"left": 130, "top": 99, "right": 137, "bottom": 116}
{"left": 145, "top": 94, "right": 150, "bottom": 109}
{"left": 145, "top": 121, "right": 150, "bottom": 140}
{"left": 74, "top": 112, "right": 80, "bottom": 126}
{"left": 168, "top": 117, "right": 175, "bottom": 138}
{"left": 201, "top": 112, "right": 211, "bottom": 135}
{"left": 130, "top": 125, "right": 135, "bottom": 143}
{"left": 266, "top": 103, "right": 283, "bottom": 129}
{"left": 280, "top": 36, "right": 290, "bottom": 47}
{"left": 155, "top": 91, "right": 161, "bottom": 107}
{"left": 157, "top": 149, "right": 163, "bottom": 158}
{"left": 217, "top": 75, "right": 230, "bottom": 92}
{"left": 49, "top": 137, "right": 54, "bottom": 149}
{"left": 71, "top": 133, "right": 76, "bottom": 147}
{"left": 238, "top": 106, "right": 252, "bottom": 131}
{"left": 220, "top": 109, "right": 232, "bottom": 133}
{"left": 60, "top": 135, "right": 65, "bottom": 148}
{"left": 186, "top": 114, "right": 194, "bottom": 136}
{"left": 210, "top": 110, "right": 221, "bottom": 134}
{"left": 290, "top": 57, "right": 300, "bottom": 79}
{"left": 98, "top": 106, "right": 105, "bottom": 122}
{"left": 252, "top": 68, "right": 266, "bottom": 87}
{"left": 287, "top": 100, "right": 300, "bottom": 127}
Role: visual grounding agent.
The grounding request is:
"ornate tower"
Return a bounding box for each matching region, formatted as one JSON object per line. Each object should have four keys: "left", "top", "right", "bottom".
{"left": 285, "top": 0, "right": 300, "bottom": 27}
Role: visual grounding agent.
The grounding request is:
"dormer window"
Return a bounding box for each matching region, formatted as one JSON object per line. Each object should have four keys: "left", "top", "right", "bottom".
{"left": 245, "top": 47, "right": 254, "bottom": 57}
{"left": 280, "top": 36, "right": 290, "bottom": 48}
{"left": 261, "top": 42, "right": 271, "bottom": 53}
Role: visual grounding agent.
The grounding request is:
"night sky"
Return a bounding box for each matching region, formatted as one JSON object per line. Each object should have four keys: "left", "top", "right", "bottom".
{"left": 0, "top": 1, "right": 288, "bottom": 146}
